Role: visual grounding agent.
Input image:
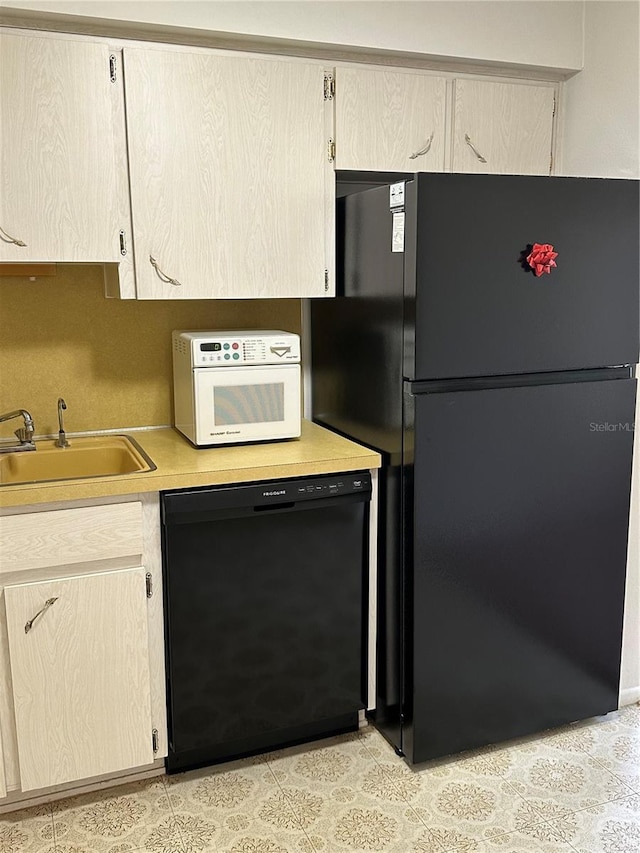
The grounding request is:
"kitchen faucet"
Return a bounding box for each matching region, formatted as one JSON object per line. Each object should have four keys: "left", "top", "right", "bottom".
{"left": 0, "top": 409, "right": 36, "bottom": 453}
{"left": 56, "top": 397, "right": 70, "bottom": 448}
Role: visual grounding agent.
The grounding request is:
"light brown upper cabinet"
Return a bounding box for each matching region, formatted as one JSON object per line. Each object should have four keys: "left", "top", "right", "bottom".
{"left": 451, "top": 79, "right": 555, "bottom": 175}
{"left": 122, "top": 47, "right": 334, "bottom": 299}
{"left": 0, "top": 33, "right": 125, "bottom": 263}
{"left": 334, "top": 66, "right": 447, "bottom": 172}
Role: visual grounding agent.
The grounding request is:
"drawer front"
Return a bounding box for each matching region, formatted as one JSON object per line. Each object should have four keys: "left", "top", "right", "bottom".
{"left": 0, "top": 502, "right": 143, "bottom": 573}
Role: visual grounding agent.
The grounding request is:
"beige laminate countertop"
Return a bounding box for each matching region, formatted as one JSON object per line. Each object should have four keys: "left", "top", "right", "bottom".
{"left": 0, "top": 421, "right": 381, "bottom": 509}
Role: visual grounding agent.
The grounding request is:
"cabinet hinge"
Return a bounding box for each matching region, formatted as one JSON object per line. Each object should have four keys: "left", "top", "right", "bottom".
{"left": 119, "top": 230, "right": 127, "bottom": 256}
{"left": 145, "top": 572, "right": 153, "bottom": 598}
{"left": 152, "top": 728, "right": 159, "bottom": 753}
{"left": 324, "top": 73, "right": 335, "bottom": 101}
{"left": 324, "top": 270, "right": 329, "bottom": 292}
{"left": 109, "top": 54, "right": 117, "bottom": 83}
{"left": 327, "top": 138, "right": 336, "bottom": 163}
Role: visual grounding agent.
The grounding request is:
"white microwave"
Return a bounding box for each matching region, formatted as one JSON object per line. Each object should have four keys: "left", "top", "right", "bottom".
{"left": 172, "top": 330, "right": 301, "bottom": 446}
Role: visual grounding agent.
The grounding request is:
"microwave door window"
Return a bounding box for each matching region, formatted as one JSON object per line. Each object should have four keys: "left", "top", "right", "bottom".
{"left": 213, "top": 383, "right": 285, "bottom": 425}
{"left": 192, "top": 364, "right": 301, "bottom": 444}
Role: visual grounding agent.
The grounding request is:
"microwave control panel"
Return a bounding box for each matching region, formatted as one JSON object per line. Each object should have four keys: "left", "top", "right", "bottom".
{"left": 173, "top": 330, "right": 301, "bottom": 367}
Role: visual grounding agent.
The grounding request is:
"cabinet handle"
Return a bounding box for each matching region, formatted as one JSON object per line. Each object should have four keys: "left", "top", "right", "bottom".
{"left": 149, "top": 255, "right": 182, "bottom": 287}
{"left": 0, "top": 226, "right": 27, "bottom": 247}
{"left": 24, "top": 597, "right": 58, "bottom": 634}
{"left": 409, "top": 132, "right": 434, "bottom": 160}
{"left": 464, "top": 133, "right": 487, "bottom": 164}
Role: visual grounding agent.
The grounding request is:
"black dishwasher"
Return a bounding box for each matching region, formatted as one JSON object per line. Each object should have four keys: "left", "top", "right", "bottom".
{"left": 161, "top": 472, "right": 371, "bottom": 772}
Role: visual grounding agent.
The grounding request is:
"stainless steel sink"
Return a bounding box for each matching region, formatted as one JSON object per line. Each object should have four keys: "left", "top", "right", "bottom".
{"left": 0, "top": 435, "right": 156, "bottom": 486}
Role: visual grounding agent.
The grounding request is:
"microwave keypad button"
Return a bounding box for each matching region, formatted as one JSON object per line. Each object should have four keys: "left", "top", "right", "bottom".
{"left": 233, "top": 353, "right": 240, "bottom": 360}
{"left": 224, "top": 353, "right": 231, "bottom": 360}
{"left": 232, "top": 342, "right": 239, "bottom": 350}
{"left": 223, "top": 343, "right": 230, "bottom": 350}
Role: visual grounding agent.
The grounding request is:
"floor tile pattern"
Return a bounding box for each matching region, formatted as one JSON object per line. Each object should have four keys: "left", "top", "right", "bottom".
{"left": 2, "top": 703, "right": 638, "bottom": 852}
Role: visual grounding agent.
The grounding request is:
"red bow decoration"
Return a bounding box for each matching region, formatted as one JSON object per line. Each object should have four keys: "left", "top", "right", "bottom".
{"left": 527, "top": 243, "right": 558, "bottom": 276}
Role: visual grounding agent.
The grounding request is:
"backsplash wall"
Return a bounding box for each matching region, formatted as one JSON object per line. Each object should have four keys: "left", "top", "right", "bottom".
{"left": 0, "top": 265, "right": 302, "bottom": 439}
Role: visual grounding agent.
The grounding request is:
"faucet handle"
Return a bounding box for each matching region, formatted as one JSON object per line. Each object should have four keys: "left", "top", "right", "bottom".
{"left": 15, "top": 426, "right": 34, "bottom": 444}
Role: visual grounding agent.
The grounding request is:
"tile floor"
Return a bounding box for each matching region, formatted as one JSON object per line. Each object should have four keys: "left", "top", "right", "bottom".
{"left": 3, "top": 703, "right": 639, "bottom": 853}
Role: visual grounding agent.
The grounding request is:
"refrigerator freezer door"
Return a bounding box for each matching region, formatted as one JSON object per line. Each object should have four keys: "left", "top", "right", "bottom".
{"left": 403, "top": 377, "right": 636, "bottom": 764}
{"left": 407, "top": 173, "right": 639, "bottom": 380}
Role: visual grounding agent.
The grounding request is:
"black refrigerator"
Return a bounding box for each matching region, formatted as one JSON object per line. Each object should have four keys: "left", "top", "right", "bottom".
{"left": 311, "top": 172, "right": 639, "bottom": 765}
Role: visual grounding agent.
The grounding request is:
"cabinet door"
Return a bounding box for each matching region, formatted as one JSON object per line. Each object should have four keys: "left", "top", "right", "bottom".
{"left": 0, "top": 33, "right": 123, "bottom": 263}
{"left": 335, "top": 66, "right": 446, "bottom": 172}
{"left": 4, "top": 567, "right": 153, "bottom": 791}
{"left": 0, "top": 729, "right": 6, "bottom": 799}
{"left": 123, "top": 48, "right": 332, "bottom": 299}
{"left": 451, "top": 79, "right": 555, "bottom": 175}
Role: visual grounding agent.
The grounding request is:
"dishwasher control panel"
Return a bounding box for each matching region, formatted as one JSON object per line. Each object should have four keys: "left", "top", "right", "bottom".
{"left": 250, "top": 473, "right": 371, "bottom": 505}
{"left": 162, "top": 472, "right": 372, "bottom": 520}
{"left": 292, "top": 476, "right": 369, "bottom": 498}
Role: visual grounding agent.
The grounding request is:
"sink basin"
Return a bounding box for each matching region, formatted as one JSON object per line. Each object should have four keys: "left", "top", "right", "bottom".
{"left": 0, "top": 435, "right": 156, "bottom": 486}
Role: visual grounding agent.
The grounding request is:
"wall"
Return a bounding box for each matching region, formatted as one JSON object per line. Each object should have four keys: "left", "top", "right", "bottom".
{"left": 559, "top": 1, "right": 639, "bottom": 178}
{"left": 0, "top": 266, "right": 301, "bottom": 437}
{"left": 0, "top": 0, "right": 584, "bottom": 72}
{"left": 558, "top": 1, "right": 640, "bottom": 704}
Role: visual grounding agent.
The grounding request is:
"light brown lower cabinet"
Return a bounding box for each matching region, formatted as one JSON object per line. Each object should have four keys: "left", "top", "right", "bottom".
{"left": 4, "top": 567, "right": 154, "bottom": 792}
{"left": 0, "top": 496, "right": 166, "bottom": 802}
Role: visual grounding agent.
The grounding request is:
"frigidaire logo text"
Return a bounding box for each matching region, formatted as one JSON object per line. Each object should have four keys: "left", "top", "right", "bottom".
{"left": 263, "top": 490, "right": 286, "bottom": 497}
